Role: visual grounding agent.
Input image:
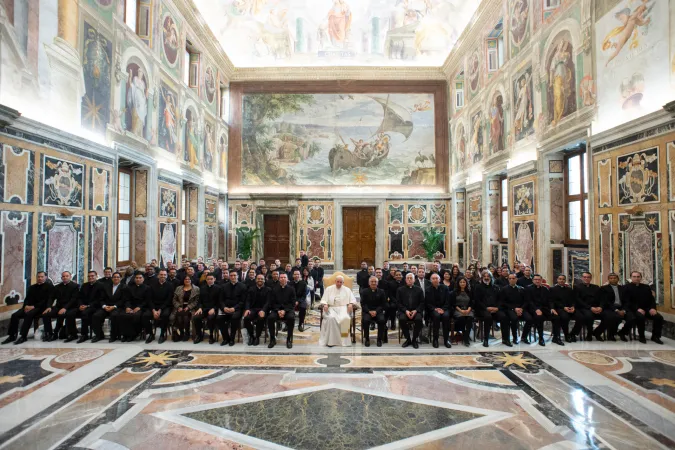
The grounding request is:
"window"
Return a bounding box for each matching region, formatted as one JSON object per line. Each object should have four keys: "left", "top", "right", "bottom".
{"left": 117, "top": 169, "right": 132, "bottom": 266}
{"left": 137, "top": 0, "right": 151, "bottom": 40}
{"left": 487, "top": 20, "right": 505, "bottom": 72}
{"left": 219, "top": 84, "right": 229, "bottom": 121}
{"left": 487, "top": 39, "right": 498, "bottom": 71}
{"left": 455, "top": 82, "right": 464, "bottom": 109}
{"left": 184, "top": 41, "right": 199, "bottom": 88}
{"left": 124, "top": 0, "right": 137, "bottom": 32}
{"left": 181, "top": 189, "right": 187, "bottom": 258}
{"left": 565, "top": 150, "right": 589, "bottom": 243}
{"left": 500, "top": 176, "right": 509, "bottom": 242}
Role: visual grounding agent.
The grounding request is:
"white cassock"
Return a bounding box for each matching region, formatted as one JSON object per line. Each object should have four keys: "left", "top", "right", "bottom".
{"left": 319, "top": 284, "right": 356, "bottom": 346}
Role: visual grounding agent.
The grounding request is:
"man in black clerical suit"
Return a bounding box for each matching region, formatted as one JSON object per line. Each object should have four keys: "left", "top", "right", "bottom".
{"left": 266, "top": 270, "right": 280, "bottom": 289}
{"left": 3, "top": 272, "right": 53, "bottom": 345}
{"left": 624, "top": 271, "right": 664, "bottom": 344}
{"left": 218, "top": 271, "right": 246, "bottom": 346}
{"left": 291, "top": 270, "right": 308, "bottom": 332}
{"left": 572, "top": 272, "right": 614, "bottom": 342}
{"left": 356, "top": 261, "right": 369, "bottom": 291}
{"left": 244, "top": 274, "right": 270, "bottom": 346}
{"left": 144, "top": 269, "right": 173, "bottom": 344}
{"left": 120, "top": 273, "right": 150, "bottom": 341}
{"left": 299, "top": 250, "right": 309, "bottom": 268}
{"left": 600, "top": 273, "right": 632, "bottom": 342}
{"left": 99, "top": 267, "right": 113, "bottom": 286}
{"left": 194, "top": 273, "right": 221, "bottom": 344}
{"left": 41, "top": 271, "right": 79, "bottom": 341}
{"left": 498, "top": 273, "right": 531, "bottom": 345}
{"left": 397, "top": 273, "right": 424, "bottom": 349}
{"left": 386, "top": 271, "right": 403, "bottom": 331}
{"left": 526, "top": 274, "right": 559, "bottom": 347}
{"left": 267, "top": 273, "right": 295, "bottom": 349}
{"left": 311, "top": 259, "right": 325, "bottom": 299}
{"left": 68, "top": 271, "right": 103, "bottom": 343}
{"left": 425, "top": 273, "right": 452, "bottom": 348}
{"left": 551, "top": 274, "right": 579, "bottom": 343}
{"left": 474, "top": 270, "right": 508, "bottom": 347}
{"left": 92, "top": 271, "right": 125, "bottom": 342}
{"left": 361, "top": 276, "right": 387, "bottom": 347}
{"left": 168, "top": 268, "right": 182, "bottom": 290}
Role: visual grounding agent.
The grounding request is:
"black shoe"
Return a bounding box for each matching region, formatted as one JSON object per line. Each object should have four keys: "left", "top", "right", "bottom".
{"left": 607, "top": 336, "right": 617, "bottom": 342}
{"left": 639, "top": 336, "right": 647, "bottom": 344}
{"left": 268, "top": 339, "right": 276, "bottom": 348}
{"left": 298, "top": 324, "right": 304, "bottom": 332}
{"left": 286, "top": 339, "right": 292, "bottom": 349}
{"left": 432, "top": 339, "right": 439, "bottom": 348}
{"left": 570, "top": 335, "right": 577, "bottom": 343}
{"left": 229, "top": 339, "right": 235, "bottom": 346}
{"left": 182, "top": 333, "right": 190, "bottom": 342}
{"left": 512, "top": 338, "right": 519, "bottom": 345}
{"left": 145, "top": 334, "right": 154, "bottom": 344}
{"left": 120, "top": 336, "right": 128, "bottom": 343}
{"left": 158, "top": 335, "right": 166, "bottom": 344}
{"left": 193, "top": 336, "right": 202, "bottom": 344}
{"left": 564, "top": 335, "right": 572, "bottom": 343}
{"left": 483, "top": 340, "right": 489, "bottom": 348}
{"left": 593, "top": 332, "right": 604, "bottom": 342}
{"left": 503, "top": 340, "right": 513, "bottom": 347}
{"left": 463, "top": 340, "right": 470, "bottom": 347}
{"left": 538, "top": 338, "right": 545, "bottom": 347}
{"left": 41, "top": 334, "right": 50, "bottom": 342}
{"left": 619, "top": 334, "right": 628, "bottom": 342}
{"left": 108, "top": 336, "right": 117, "bottom": 343}
{"left": 254, "top": 337, "right": 260, "bottom": 346}
{"left": 412, "top": 340, "right": 419, "bottom": 349}
{"left": 91, "top": 336, "right": 102, "bottom": 343}
{"left": 377, "top": 339, "right": 382, "bottom": 347}
{"left": 65, "top": 335, "right": 78, "bottom": 343}
{"left": 402, "top": 339, "right": 411, "bottom": 348}
{"left": 444, "top": 340, "right": 452, "bottom": 348}
{"left": 652, "top": 337, "right": 664, "bottom": 345}
{"left": 209, "top": 336, "right": 215, "bottom": 345}
{"left": 365, "top": 340, "right": 370, "bottom": 347}
{"left": 586, "top": 335, "right": 593, "bottom": 342}
{"left": 248, "top": 336, "right": 254, "bottom": 346}
{"left": 220, "top": 339, "right": 228, "bottom": 346}
{"left": 552, "top": 338, "right": 564, "bottom": 346}
{"left": 522, "top": 338, "right": 531, "bottom": 345}
{"left": 172, "top": 331, "right": 180, "bottom": 342}
{"left": 13, "top": 336, "right": 27, "bottom": 345}
{"left": 2, "top": 336, "right": 16, "bottom": 345}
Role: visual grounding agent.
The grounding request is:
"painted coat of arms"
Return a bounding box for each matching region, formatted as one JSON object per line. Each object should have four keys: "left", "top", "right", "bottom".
{"left": 160, "top": 187, "right": 177, "bottom": 218}
{"left": 513, "top": 181, "right": 535, "bottom": 216}
{"left": 617, "top": 148, "right": 659, "bottom": 205}
{"left": 42, "top": 157, "right": 84, "bottom": 207}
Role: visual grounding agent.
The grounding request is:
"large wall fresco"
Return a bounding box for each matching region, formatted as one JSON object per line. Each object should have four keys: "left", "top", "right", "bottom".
{"left": 385, "top": 200, "right": 450, "bottom": 261}
{"left": 194, "top": 0, "right": 479, "bottom": 67}
{"left": 297, "top": 201, "right": 335, "bottom": 263}
{"left": 240, "top": 93, "right": 437, "bottom": 187}
{"left": 509, "top": 174, "right": 537, "bottom": 271}
{"left": 158, "top": 181, "right": 181, "bottom": 269}
{"left": 81, "top": 21, "right": 112, "bottom": 135}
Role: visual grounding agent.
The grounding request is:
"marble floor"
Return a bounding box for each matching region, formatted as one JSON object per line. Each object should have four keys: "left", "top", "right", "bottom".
{"left": 1, "top": 324, "right": 674, "bottom": 449}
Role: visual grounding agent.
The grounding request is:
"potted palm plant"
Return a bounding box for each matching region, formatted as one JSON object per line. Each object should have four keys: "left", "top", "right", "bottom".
{"left": 237, "top": 228, "right": 260, "bottom": 260}
{"left": 421, "top": 226, "right": 445, "bottom": 262}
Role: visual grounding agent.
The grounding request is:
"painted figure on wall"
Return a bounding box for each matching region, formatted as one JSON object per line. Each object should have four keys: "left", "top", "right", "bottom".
{"left": 602, "top": 0, "right": 654, "bottom": 67}
{"left": 158, "top": 84, "right": 178, "bottom": 153}
{"left": 327, "top": 0, "right": 352, "bottom": 46}
{"left": 470, "top": 111, "right": 483, "bottom": 164}
{"left": 547, "top": 38, "right": 577, "bottom": 126}
{"left": 184, "top": 109, "right": 200, "bottom": 169}
{"left": 468, "top": 51, "right": 480, "bottom": 92}
{"left": 219, "top": 134, "right": 228, "bottom": 179}
{"left": 204, "top": 66, "right": 216, "bottom": 104}
{"left": 162, "top": 14, "right": 179, "bottom": 65}
{"left": 513, "top": 68, "right": 534, "bottom": 140}
{"left": 489, "top": 92, "right": 504, "bottom": 153}
{"left": 203, "top": 123, "right": 215, "bottom": 172}
{"left": 456, "top": 123, "right": 466, "bottom": 172}
{"left": 81, "top": 23, "right": 112, "bottom": 134}
{"left": 125, "top": 63, "right": 148, "bottom": 138}
{"left": 509, "top": 0, "right": 530, "bottom": 48}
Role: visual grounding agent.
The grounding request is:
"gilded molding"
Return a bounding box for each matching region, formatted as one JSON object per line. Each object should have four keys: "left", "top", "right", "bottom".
{"left": 231, "top": 66, "right": 447, "bottom": 82}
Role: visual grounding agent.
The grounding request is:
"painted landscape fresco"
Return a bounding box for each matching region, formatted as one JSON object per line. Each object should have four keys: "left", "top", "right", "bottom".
{"left": 241, "top": 93, "right": 436, "bottom": 186}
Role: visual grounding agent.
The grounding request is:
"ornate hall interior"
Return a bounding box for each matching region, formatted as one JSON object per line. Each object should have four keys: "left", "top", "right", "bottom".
{"left": 2, "top": 0, "right": 675, "bottom": 449}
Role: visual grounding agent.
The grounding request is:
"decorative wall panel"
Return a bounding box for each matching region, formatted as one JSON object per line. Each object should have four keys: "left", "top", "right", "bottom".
{"left": 205, "top": 226, "right": 216, "bottom": 260}
{"left": 670, "top": 211, "right": 675, "bottom": 307}
{"left": 385, "top": 200, "right": 450, "bottom": 261}
{"left": 89, "top": 167, "right": 110, "bottom": 211}
{"left": 297, "top": 201, "right": 334, "bottom": 263}
{"left": 228, "top": 203, "right": 256, "bottom": 261}
{"left": 549, "top": 178, "right": 564, "bottom": 244}
{"left": 597, "top": 159, "right": 612, "bottom": 207}
{"left": 617, "top": 147, "right": 659, "bottom": 205}
{"left": 188, "top": 224, "right": 198, "bottom": 260}
{"left": 568, "top": 249, "right": 590, "bottom": 286}
{"left": 513, "top": 220, "right": 535, "bottom": 271}
{"left": 0, "top": 211, "right": 32, "bottom": 305}
{"left": 489, "top": 192, "right": 499, "bottom": 242}
{"left": 456, "top": 192, "right": 466, "bottom": 241}
{"left": 205, "top": 197, "right": 217, "bottom": 224}
{"left": 37, "top": 214, "right": 84, "bottom": 283}
{"left": 134, "top": 221, "right": 146, "bottom": 265}
{"left": 0, "top": 144, "right": 34, "bottom": 204}
{"left": 88, "top": 216, "right": 108, "bottom": 276}
{"left": 159, "top": 222, "right": 177, "bottom": 268}
{"left": 552, "top": 248, "right": 563, "bottom": 280}
{"left": 41, "top": 155, "right": 84, "bottom": 208}
{"left": 467, "top": 191, "right": 482, "bottom": 264}
{"left": 513, "top": 181, "right": 535, "bottom": 216}
{"left": 159, "top": 187, "right": 178, "bottom": 218}
{"left": 618, "top": 212, "right": 662, "bottom": 304}
{"left": 669, "top": 142, "right": 675, "bottom": 201}
{"left": 599, "top": 214, "right": 613, "bottom": 284}
{"left": 188, "top": 187, "right": 198, "bottom": 223}
{"left": 134, "top": 170, "right": 147, "bottom": 217}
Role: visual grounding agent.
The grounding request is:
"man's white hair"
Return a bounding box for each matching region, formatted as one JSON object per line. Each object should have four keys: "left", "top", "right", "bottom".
{"left": 336, "top": 275, "right": 344, "bottom": 282}
{"left": 406, "top": 273, "right": 415, "bottom": 279}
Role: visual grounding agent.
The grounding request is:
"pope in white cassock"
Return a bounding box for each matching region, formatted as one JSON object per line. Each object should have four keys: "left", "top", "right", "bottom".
{"left": 319, "top": 275, "right": 357, "bottom": 347}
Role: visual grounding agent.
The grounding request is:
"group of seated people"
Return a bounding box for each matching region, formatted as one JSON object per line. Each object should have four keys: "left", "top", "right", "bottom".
{"left": 1, "top": 256, "right": 665, "bottom": 349}
{"left": 355, "top": 260, "right": 665, "bottom": 348}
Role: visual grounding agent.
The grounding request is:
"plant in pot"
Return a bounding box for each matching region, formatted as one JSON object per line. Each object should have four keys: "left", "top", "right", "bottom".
{"left": 237, "top": 228, "right": 260, "bottom": 260}
{"left": 421, "top": 226, "right": 445, "bottom": 262}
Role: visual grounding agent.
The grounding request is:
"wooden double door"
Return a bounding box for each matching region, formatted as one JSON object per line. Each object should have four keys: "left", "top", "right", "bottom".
{"left": 342, "top": 207, "right": 376, "bottom": 269}
{"left": 263, "top": 215, "right": 290, "bottom": 266}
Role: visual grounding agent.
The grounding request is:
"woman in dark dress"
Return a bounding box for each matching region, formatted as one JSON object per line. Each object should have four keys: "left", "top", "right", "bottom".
{"left": 451, "top": 277, "right": 474, "bottom": 347}
{"left": 171, "top": 276, "right": 199, "bottom": 342}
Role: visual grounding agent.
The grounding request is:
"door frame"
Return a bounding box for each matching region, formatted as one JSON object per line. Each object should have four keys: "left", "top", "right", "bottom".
{"left": 257, "top": 207, "right": 296, "bottom": 264}
{"left": 335, "top": 200, "right": 384, "bottom": 270}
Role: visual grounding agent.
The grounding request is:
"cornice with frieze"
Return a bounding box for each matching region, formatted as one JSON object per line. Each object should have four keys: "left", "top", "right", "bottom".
{"left": 230, "top": 66, "right": 448, "bottom": 82}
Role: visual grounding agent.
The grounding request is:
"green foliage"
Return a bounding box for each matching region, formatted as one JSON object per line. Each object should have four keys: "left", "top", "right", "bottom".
{"left": 421, "top": 226, "right": 445, "bottom": 261}
{"left": 237, "top": 228, "right": 261, "bottom": 261}
{"left": 308, "top": 141, "right": 321, "bottom": 158}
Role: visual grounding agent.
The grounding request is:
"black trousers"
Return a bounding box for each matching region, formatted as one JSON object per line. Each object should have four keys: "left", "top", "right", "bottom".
{"left": 570, "top": 309, "right": 614, "bottom": 337}
{"left": 385, "top": 304, "right": 397, "bottom": 326}
{"left": 41, "top": 308, "right": 68, "bottom": 336}
{"left": 8, "top": 307, "right": 42, "bottom": 338}
{"left": 217, "top": 312, "right": 242, "bottom": 341}
{"left": 636, "top": 311, "right": 664, "bottom": 339}
{"left": 91, "top": 308, "right": 121, "bottom": 338}
{"left": 453, "top": 312, "right": 474, "bottom": 341}
{"left": 429, "top": 309, "right": 451, "bottom": 341}
{"left": 531, "top": 309, "right": 559, "bottom": 340}
{"left": 120, "top": 310, "right": 143, "bottom": 338}
{"left": 609, "top": 310, "right": 635, "bottom": 337}
{"left": 362, "top": 312, "right": 386, "bottom": 341}
{"left": 244, "top": 309, "right": 266, "bottom": 338}
{"left": 142, "top": 309, "right": 171, "bottom": 335}
{"left": 398, "top": 311, "right": 423, "bottom": 341}
{"left": 477, "top": 309, "right": 508, "bottom": 341}
{"left": 505, "top": 309, "right": 533, "bottom": 340}
{"left": 192, "top": 312, "right": 217, "bottom": 337}
{"left": 66, "top": 307, "right": 97, "bottom": 337}
{"left": 268, "top": 311, "right": 295, "bottom": 340}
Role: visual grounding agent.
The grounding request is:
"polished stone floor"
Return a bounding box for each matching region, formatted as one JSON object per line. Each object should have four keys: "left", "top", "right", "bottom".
{"left": 0, "top": 325, "right": 674, "bottom": 449}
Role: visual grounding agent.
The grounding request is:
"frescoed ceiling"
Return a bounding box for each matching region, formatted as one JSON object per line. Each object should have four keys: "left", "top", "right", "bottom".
{"left": 193, "top": 0, "right": 479, "bottom": 68}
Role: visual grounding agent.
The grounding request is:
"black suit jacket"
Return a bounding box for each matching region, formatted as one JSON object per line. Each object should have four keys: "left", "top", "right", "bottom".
{"left": 599, "top": 284, "right": 627, "bottom": 311}
{"left": 101, "top": 283, "right": 125, "bottom": 309}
